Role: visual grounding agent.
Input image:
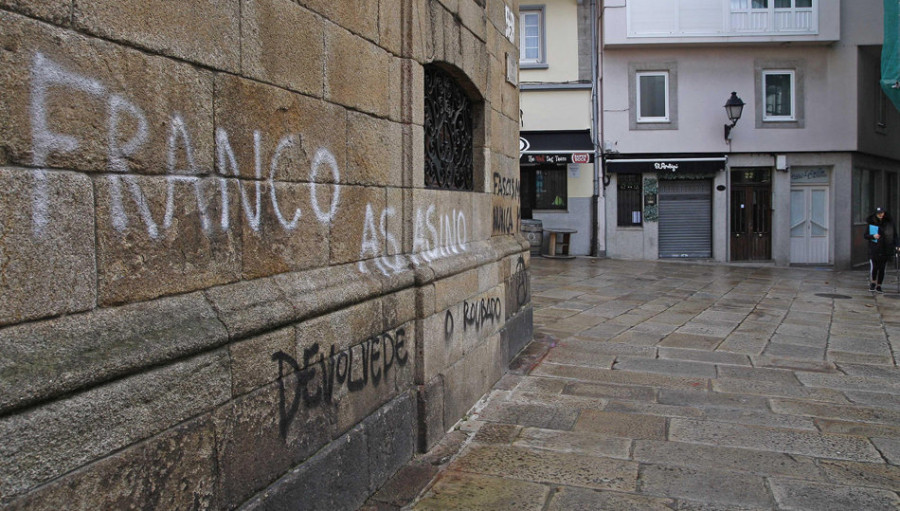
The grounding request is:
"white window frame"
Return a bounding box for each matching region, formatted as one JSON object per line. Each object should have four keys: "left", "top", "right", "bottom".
{"left": 636, "top": 71, "right": 669, "bottom": 123}
{"left": 519, "top": 6, "right": 546, "bottom": 68}
{"left": 762, "top": 70, "right": 795, "bottom": 122}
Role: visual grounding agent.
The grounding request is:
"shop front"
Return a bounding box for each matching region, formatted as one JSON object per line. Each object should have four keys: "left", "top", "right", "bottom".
{"left": 605, "top": 155, "right": 727, "bottom": 261}
{"left": 520, "top": 130, "right": 596, "bottom": 255}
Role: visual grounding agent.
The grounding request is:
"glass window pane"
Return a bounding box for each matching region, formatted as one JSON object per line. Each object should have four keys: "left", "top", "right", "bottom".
{"left": 796, "top": 0, "right": 811, "bottom": 7}
{"left": 775, "top": 0, "right": 791, "bottom": 8}
{"left": 790, "top": 189, "right": 805, "bottom": 237}
{"left": 731, "top": 0, "right": 748, "bottom": 9}
{"left": 811, "top": 190, "right": 827, "bottom": 236}
{"left": 752, "top": 0, "right": 768, "bottom": 8}
{"left": 764, "top": 72, "right": 793, "bottom": 118}
{"left": 617, "top": 174, "right": 642, "bottom": 226}
{"left": 521, "top": 12, "right": 541, "bottom": 62}
{"left": 535, "top": 169, "right": 566, "bottom": 209}
{"left": 639, "top": 74, "right": 667, "bottom": 119}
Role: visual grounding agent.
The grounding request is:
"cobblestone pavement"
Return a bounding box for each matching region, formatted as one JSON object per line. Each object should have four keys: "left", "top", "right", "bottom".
{"left": 366, "top": 257, "right": 900, "bottom": 510}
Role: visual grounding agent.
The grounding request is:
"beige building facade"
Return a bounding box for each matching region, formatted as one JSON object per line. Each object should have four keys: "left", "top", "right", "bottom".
{"left": 0, "top": 0, "right": 528, "bottom": 508}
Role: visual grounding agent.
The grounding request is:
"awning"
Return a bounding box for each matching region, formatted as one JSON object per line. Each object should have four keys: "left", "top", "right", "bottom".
{"left": 606, "top": 155, "right": 726, "bottom": 174}
{"left": 520, "top": 130, "right": 595, "bottom": 164}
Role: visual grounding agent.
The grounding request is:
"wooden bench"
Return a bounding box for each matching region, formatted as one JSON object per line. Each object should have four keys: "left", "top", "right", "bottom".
{"left": 543, "top": 228, "right": 577, "bottom": 259}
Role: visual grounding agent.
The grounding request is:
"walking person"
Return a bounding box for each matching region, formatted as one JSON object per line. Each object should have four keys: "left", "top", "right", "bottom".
{"left": 864, "top": 207, "right": 900, "bottom": 293}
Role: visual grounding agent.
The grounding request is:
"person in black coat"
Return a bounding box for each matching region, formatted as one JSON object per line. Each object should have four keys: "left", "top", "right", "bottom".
{"left": 864, "top": 207, "right": 900, "bottom": 293}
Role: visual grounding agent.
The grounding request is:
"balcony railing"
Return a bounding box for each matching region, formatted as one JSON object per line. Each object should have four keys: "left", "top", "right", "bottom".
{"left": 626, "top": 0, "right": 819, "bottom": 38}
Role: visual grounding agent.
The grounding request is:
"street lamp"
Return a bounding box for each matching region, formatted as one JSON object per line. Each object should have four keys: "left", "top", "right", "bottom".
{"left": 724, "top": 92, "right": 745, "bottom": 141}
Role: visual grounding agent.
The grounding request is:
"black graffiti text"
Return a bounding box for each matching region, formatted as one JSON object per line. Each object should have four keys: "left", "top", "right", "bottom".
{"left": 463, "top": 297, "right": 502, "bottom": 332}
{"left": 493, "top": 206, "right": 514, "bottom": 234}
{"left": 272, "top": 328, "right": 409, "bottom": 438}
{"left": 493, "top": 172, "right": 520, "bottom": 198}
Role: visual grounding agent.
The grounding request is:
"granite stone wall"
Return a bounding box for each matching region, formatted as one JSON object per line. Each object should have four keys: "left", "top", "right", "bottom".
{"left": 0, "top": 0, "right": 529, "bottom": 508}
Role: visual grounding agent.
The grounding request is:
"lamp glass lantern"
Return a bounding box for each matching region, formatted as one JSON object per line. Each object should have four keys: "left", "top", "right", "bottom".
{"left": 724, "top": 92, "right": 745, "bottom": 140}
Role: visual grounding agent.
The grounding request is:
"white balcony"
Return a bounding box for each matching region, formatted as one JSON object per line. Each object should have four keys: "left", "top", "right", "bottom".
{"left": 604, "top": 0, "right": 838, "bottom": 46}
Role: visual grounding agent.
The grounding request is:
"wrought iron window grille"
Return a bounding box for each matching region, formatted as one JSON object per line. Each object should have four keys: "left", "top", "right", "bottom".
{"left": 424, "top": 66, "right": 474, "bottom": 191}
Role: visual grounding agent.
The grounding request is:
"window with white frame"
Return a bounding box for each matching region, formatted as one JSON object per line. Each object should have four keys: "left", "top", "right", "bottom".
{"left": 763, "top": 70, "right": 794, "bottom": 121}
{"left": 637, "top": 72, "right": 669, "bottom": 123}
{"left": 730, "top": 0, "right": 816, "bottom": 33}
{"left": 519, "top": 7, "right": 545, "bottom": 67}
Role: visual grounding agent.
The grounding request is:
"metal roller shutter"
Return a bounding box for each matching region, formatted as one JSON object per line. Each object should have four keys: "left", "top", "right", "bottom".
{"left": 658, "top": 180, "right": 712, "bottom": 258}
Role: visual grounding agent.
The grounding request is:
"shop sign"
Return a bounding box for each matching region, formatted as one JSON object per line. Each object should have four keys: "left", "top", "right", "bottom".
{"left": 523, "top": 154, "right": 569, "bottom": 164}
{"left": 572, "top": 153, "right": 590, "bottom": 164}
{"left": 654, "top": 162, "right": 679, "bottom": 172}
{"left": 790, "top": 167, "right": 829, "bottom": 184}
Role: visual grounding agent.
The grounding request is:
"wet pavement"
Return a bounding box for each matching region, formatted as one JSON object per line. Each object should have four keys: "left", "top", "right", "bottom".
{"left": 365, "top": 257, "right": 900, "bottom": 510}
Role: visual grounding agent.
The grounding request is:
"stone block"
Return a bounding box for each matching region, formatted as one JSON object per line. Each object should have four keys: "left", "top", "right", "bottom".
{"left": 364, "top": 392, "right": 417, "bottom": 492}
{"left": 241, "top": 0, "right": 324, "bottom": 96}
{"left": 433, "top": 269, "right": 479, "bottom": 311}
{"left": 330, "top": 186, "right": 387, "bottom": 266}
{"left": 424, "top": 286, "right": 505, "bottom": 381}
{"left": 563, "top": 381, "right": 657, "bottom": 402}
{"left": 94, "top": 174, "right": 242, "bottom": 305}
{"left": 240, "top": 419, "right": 371, "bottom": 511}
{"left": 574, "top": 410, "right": 667, "bottom": 440}
{"left": 501, "top": 306, "right": 533, "bottom": 364}
{"left": 515, "top": 428, "right": 632, "bottom": 459}
{"left": 769, "top": 478, "right": 900, "bottom": 511}
{"left": 796, "top": 372, "right": 900, "bottom": 392}
{"left": 531, "top": 363, "right": 709, "bottom": 391}
{"left": 769, "top": 398, "right": 900, "bottom": 425}
{"left": 204, "top": 276, "right": 297, "bottom": 341}
{"left": 450, "top": 444, "right": 638, "bottom": 491}
{"left": 715, "top": 365, "right": 799, "bottom": 385}
{"left": 332, "top": 325, "right": 416, "bottom": 435}
{"left": 325, "top": 24, "right": 392, "bottom": 117}
{"left": 669, "top": 418, "right": 884, "bottom": 462}
{"left": 477, "top": 401, "right": 579, "bottom": 430}
{"left": 414, "top": 470, "right": 549, "bottom": 511}
{"left": 0, "top": 169, "right": 96, "bottom": 326}
{"left": 614, "top": 357, "right": 718, "bottom": 379}
{"left": 214, "top": 73, "right": 347, "bottom": 181}
{"left": 296, "top": 298, "right": 384, "bottom": 355}
{"left": 1, "top": 12, "right": 216, "bottom": 173}
{"left": 547, "top": 486, "right": 674, "bottom": 511}
{"left": 712, "top": 378, "right": 850, "bottom": 403}
{"left": 441, "top": 333, "right": 504, "bottom": 429}
{"left": 347, "top": 111, "right": 404, "bottom": 187}
{"left": 4, "top": 415, "right": 218, "bottom": 511}
{"left": 458, "top": 0, "right": 487, "bottom": 42}
{"left": 383, "top": 288, "right": 417, "bottom": 332}
{"left": 418, "top": 374, "right": 446, "bottom": 451}
{"left": 637, "top": 464, "right": 773, "bottom": 508}
{"left": 0, "top": 350, "right": 231, "bottom": 500}
{"left": 872, "top": 437, "right": 900, "bottom": 464}
{"left": 230, "top": 327, "right": 296, "bottom": 397}
{"left": 73, "top": 0, "right": 240, "bottom": 72}
{"left": 632, "top": 440, "right": 823, "bottom": 480}
{"left": 217, "top": 371, "right": 337, "bottom": 508}
{"left": 378, "top": 0, "right": 404, "bottom": 56}
{"left": 0, "top": 0, "right": 69, "bottom": 25}
{"left": 819, "top": 459, "right": 900, "bottom": 492}
{"left": 658, "top": 389, "right": 768, "bottom": 410}
{"left": 0, "top": 291, "right": 227, "bottom": 414}
{"left": 303, "top": 0, "right": 380, "bottom": 41}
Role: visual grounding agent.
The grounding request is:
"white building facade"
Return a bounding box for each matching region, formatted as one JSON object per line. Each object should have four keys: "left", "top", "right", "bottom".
{"left": 601, "top": 0, "right": 900, "bottom": 268}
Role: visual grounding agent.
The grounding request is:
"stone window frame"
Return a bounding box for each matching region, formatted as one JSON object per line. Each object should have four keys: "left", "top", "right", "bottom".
{"left": 629, "top": 62, "right": 678, "bottom": 131}
{"left": 755, "top": 59, "right": 805, "bottom": 129}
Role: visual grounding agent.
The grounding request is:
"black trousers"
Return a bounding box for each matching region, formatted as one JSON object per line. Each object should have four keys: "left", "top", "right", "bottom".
{"left": 870, "top": 256, "right": 889, "bottom": 285}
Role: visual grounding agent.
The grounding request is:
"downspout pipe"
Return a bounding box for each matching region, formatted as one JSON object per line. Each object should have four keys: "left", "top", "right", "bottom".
{"left": 590, "top": 0, "right": 601, "bottom": 257}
